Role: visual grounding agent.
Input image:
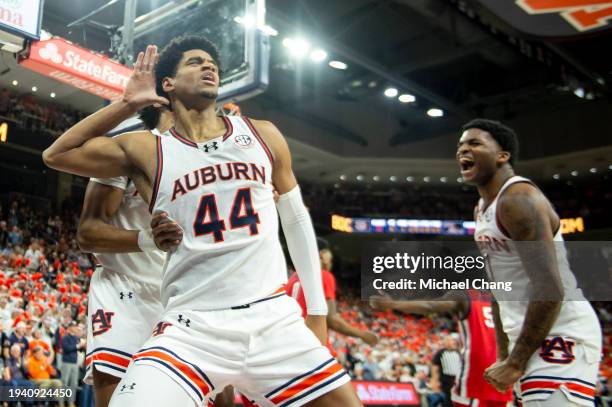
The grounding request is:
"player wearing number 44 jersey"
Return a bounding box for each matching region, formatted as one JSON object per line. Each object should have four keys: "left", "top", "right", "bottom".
{"left": 43, "top": 36, "right": 361, "bottom": 407}
{"left": 457, "top": 119, "right": 602, "bottom": 407}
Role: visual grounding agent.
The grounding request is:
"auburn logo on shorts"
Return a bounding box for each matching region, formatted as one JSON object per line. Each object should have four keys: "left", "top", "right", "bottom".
{"left": 516, "top": 0, "right": 612, "bottom": 31}
{"left": 91, "top": 309, "right": 114, "bottom": 336}
{"left": 152, "top": 322, "right": 172, "bottom": 337}
{"left": 539, "top": 336, "right": 575, "bottom": 364}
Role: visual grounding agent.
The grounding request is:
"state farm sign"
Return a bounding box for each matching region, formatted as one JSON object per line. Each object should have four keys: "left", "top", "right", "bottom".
{"left": 354, "top": 381, "right": 420, "bottom": 405}
{"left": 19, "top": 38, "right": 132, "bottom": 100}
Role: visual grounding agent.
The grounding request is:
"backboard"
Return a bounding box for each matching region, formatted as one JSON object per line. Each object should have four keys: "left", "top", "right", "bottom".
{"left": 132, "top": 0, "right": 269, "bottom": 104}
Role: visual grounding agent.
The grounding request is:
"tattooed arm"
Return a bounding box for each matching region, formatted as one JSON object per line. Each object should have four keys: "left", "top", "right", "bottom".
{"left": 491, "top": 299, "right": 509, "bottom": 361}
{"left": 484, "top": 182, "right": 563, "bottom": 391}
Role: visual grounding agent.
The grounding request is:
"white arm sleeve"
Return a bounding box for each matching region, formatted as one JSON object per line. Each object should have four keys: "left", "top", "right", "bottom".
{"left": 90, "top": 176, "right": 129, "bottom": 190}
{"left": 276, "top": 185, "right": 328, "bottom": 315}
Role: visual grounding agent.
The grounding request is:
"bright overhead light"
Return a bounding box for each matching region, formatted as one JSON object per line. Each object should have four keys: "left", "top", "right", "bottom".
{"left": 573, "top": 87, "right": 585, "bottom": 98}
{"left": 398, "top": 94, "right": 416, "bottom": 103}
{"left": 553, "top": 174, "right": 560, "bottom": 180}
{"left": 384, "top": 88, "right": 398, "bottom": 98}
{"left": 457, "top": 177, "right": 463, "bottom": 183}
{"left": 389, "top": 176, "right": 397, "bottom": 182}
{"left": 329, "top": 60, "right": 348, "bottom": 70}
{"left": 427, "top": 108, "right": 444, "bottom": 117}
{"left": 334, "top": 183, "right": 340, "bottom": 189}
{"left": 234, "top": 15, "right": 256, "bottom": 28}
{"left": 373, "top": 175, "right": 380, "bottom": 182}
{"left": 260, "top": 25, "right": 278, "bottom": 36}
{"left": 406, "top": 176, "right": 413, "bottom": 182}
{"left": 50, "top": 92, "right": 56, "bottom": 98}
{"left": 339, "top": 174, "right": 346, "bottom": 181}
{"left": 310, "top": 49, "right": 327, "bottom": 62}
{"left": 440, "top": 177, "right": 447, "bottom": 183}
{"left": 423, "top": 176, "right": 430, "bottom": 183}
{"left": 571, "top": 170, "right": 578, "bottom": 176}
{"left": 11, "top": 80, "right": 17, "bottom": 86}
{"left": 589, "top": 167, "right": 597, "bottom": 173}
{"left": 356, "top": 175, "right": 364, "bottom": 181}
{"left": 368, "top": 81, "right": 377, "bottom": 88}
{"left": 31, "top": 86, "right": 37, "bottom": 92}
{"left": 283, "top": 37, "right": 310, "bottom": 58}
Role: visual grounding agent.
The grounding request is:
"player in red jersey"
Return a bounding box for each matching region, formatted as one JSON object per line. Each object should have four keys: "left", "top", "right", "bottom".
{"left": 370, "top": 290, "right": 512, "bottom": 407}
{"left": 287, "top": 248, "right": 379, "bottom": 348}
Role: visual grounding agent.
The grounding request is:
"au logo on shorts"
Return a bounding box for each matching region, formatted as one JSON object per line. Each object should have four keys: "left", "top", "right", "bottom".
{"left": 539, "top": 336, "right": 575, "bottom": 364}
{"left": 152, "top": 321, "right": 172, "bottom": 337}
{"left": 91, "top": 309, "right": 114, "bottom": 336}
{"left": 233, "top": 134, "right": 253, "bottom": 149}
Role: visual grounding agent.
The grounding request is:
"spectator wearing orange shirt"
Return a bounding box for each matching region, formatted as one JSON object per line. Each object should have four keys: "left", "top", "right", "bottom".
{"left": 27, "top": 346, "right": 63, "bottom": 398}
{"left": 29, "top": 329, "right": 52, "bottom": 362}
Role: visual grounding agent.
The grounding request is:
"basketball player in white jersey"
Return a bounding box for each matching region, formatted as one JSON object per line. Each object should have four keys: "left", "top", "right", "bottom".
{"left": 77, "top": 107, "right": 177, "bottom": 407}
{"left": 43, "top": 37, "right": 361, "bottom": 406}
{"left": 456, "top": 119, "right": 601, "bottom": 407}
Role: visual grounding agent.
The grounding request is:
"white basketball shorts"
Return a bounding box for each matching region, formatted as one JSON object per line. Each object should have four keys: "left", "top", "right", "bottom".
{"left": 109, "top": 294, "right": 350, "bottom": 406}
{"left": 515, "top": 335, "right": 601, "bottom": 406}
{"left": 84, "top": 267, "right": 163, "bottom": 384}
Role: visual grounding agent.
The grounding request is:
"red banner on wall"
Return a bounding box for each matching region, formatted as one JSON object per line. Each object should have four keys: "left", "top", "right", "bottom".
{"left": 19, "top": 37, "right": 132, "bottom": 100}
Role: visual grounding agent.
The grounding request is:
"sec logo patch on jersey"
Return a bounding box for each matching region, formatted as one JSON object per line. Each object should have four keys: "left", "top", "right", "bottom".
{"left": 233, "top": 134, "right": 253, "bottom": 149}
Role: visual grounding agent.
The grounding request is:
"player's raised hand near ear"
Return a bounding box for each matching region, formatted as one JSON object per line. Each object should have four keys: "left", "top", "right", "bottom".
{"left": 123, "top": 45, "right": 169, "bottom": 112}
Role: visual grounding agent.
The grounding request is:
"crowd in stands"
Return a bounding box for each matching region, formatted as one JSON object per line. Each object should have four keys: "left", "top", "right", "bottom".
{"left": 0, "top": 194, "right": 93, "bottom": 406}
{"left": 0, "top": 88, "right": 87, "bottom": 137}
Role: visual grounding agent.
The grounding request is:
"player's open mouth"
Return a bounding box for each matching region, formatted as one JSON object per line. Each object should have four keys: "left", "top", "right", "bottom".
{"left": 459, "top": 157, "right": 475, "bottom": 176}
{"left": 201, "top": 73, "right": 216, "bottom": 85}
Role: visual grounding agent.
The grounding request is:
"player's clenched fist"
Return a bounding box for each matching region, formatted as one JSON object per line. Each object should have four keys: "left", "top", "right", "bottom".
{"left": 484, "top": 359, "right": 524, "bottom": 392}
{"left": 151, "top": 211, "right": 183, "bottom": 252}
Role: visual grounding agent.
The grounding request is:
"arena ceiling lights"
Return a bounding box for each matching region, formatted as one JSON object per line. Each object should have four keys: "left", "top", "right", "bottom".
{"left": 282, "top": 37, "right": 330, "bottom": 64}
{"left": 329, "top": 60, "right": 348, "bottom": 70}
{"left": 427, "top": 108, "right": 444, "bottom": 118}
{"left": 398, "top": 94, "right": 416, "bottom": 103}
{"left": 274, "top": 25, "right": 446, "bottom": 120}
{"left": 384, "top": 87, "right": 418, "bottom": 107}
{"left": 384, "top": 87, "right": 398, "bottom": 97}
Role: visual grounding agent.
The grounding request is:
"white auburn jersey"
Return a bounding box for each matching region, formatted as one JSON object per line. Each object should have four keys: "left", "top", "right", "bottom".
{"left": 90, "top": 175, "right": 165, "bottom": 288}
{"left": 474, "top": 176, "right": 601, "bottom": 358}
{"left": 150, "top": 115, "right": 287, "bottom": 312}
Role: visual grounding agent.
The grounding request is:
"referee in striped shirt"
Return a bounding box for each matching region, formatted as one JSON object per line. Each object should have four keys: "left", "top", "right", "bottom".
{"left": 431, "top": 335, "right": 462, "bottom": 407}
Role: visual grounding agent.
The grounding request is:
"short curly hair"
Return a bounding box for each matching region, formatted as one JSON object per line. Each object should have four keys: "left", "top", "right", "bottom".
{"left": 461, "top": 118, "right": 519, "bottom": 166}
{"left": 155, "top": 35, "right": 221, "bottom": 100}
{"left": 138, "top": 105, "right": 161, "bottom": 130}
